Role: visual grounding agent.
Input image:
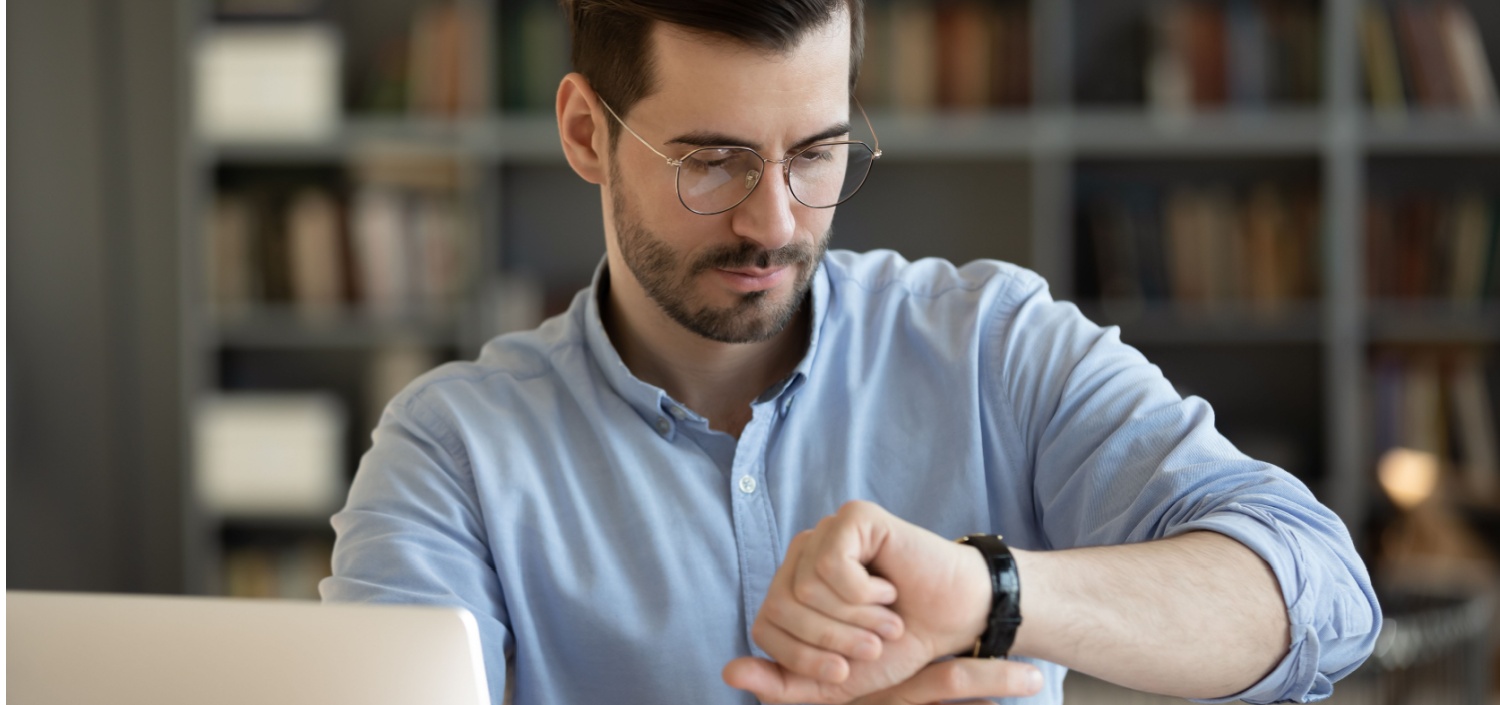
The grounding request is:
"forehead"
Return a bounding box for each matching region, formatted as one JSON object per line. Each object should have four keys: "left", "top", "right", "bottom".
{"left": 635, "top": 16, "right": 852, "bottom": 141}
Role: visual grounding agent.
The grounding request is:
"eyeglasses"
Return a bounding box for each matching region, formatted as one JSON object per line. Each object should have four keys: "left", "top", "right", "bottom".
{"left": 598, "top": 97, "right": 882, "bottom": 216}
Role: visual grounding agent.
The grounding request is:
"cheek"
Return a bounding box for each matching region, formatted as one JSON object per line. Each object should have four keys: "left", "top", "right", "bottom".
{"left": 798, "top": 207, "right": 835, "bottom": 238}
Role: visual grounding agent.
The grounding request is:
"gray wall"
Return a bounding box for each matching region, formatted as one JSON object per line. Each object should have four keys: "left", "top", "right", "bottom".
{"left": 9, "top": 0, "right": 184, "bottom": 592}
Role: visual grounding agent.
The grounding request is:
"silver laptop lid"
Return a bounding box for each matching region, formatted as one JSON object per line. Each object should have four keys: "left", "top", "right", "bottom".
{"left": 8, "top": 591, "right": 491, "bottom": 705}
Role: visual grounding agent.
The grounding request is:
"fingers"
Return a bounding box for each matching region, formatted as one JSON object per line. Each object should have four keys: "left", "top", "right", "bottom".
{"left": 754, "top": 527, "right": 904, "bottom": 679}
{"left": 752, "top": 615, "right": 853, "bottom": 683}
{"left": 772, "top": 573, "right": 904, "bottom": 643}
{"left": 798, "top": 504, "right": 900, "bottom": 606}
{"left": 855, "top": 659, "right": 1046, "bottom": 705}
{"left": 722, "top": 657, "right": 845, "bottom": 705}
{"left": 723, "top": 656, "right": 1044, "bottom": 705}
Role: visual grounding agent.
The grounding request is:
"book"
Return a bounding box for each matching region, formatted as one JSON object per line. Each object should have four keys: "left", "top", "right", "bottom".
{"left": 1188, "top": 0, "right": 1229, "bottom": 108}
{"left": 286, "top": 187, "right": 346, "bottom": 319}
{"left": 1244, "top": 183, "right": 1287, "bottom": 313}
{"left": 936, "top": 1, "right": 993, "bottom": 111}
{"left": 1397, "top": 2, "right": 1457, "bottom": 107}
{"left": 351, "top": 186, "right": 412, "bottom": 317}
{"left": 891, "top": 0, "right": 938, "bottom": 112}
{"left": 1449, "top": 353, "right": 1499, "bottom": 502}
{"left": 1280, "top": 0, "right": 1322, "bottom": 103}
{"left": 209, "top": 192, "right": 259, "bottom": 313}
{"left": 1436, "top": 0, "right": 1499, "bottom": 117}
{"left": 995, "top": 1, "right": 1031, "bottom": 107}
{"left": 1086, "top": 199, "right": 1146, "bottom": 307}
{"left": 194, "top": 393, "right": 348, "bottom": 517}
{"left": 855, "top": 0, "right": 891, "bottom": 107}
{"left": 1147, "top": 0, "right": 1194, "bottom": 115}
{"left": 1448, "top": 191, "right": 1490, "bottom": 305}
{"left": 1361, "top": 1, "right": 1408, "bottom": 113}
{"left": 521, "top": 0, "right": 570, "bottom": 112}
{"left": 1366, "top": 198, "right": 1396, "bottom": 299}
{"left": 195, "top": 24, "right": 341, "bottom": 142}
{"left": 1080, "top": 180, "right": 1319, "bottom": 310}
{"left": 1165, "top": 186, "right": 1210, "bottom": 305}
{"left": 1227, "top": 0, "right": 1271, "bottom": 109}
{"left": 408, "top": 0, "right": 490, "bottom": 118}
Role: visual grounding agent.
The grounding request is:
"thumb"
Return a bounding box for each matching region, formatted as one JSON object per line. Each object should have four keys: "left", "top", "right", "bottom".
{"left": 848, "top": 658, "right": 1044, "bottom": 705}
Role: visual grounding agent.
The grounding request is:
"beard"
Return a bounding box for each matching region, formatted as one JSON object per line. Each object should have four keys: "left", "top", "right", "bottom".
{"left": 611, "top": 171, "right": 830, "bottom": 344}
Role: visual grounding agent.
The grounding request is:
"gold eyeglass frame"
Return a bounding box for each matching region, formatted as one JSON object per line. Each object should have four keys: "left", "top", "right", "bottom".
{"left": 597, "top": 96, "right": 883, "bottom": 216}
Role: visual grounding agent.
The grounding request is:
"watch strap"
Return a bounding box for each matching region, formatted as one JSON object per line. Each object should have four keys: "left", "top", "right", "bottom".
{"left": 956, "top": 533, "right": 1022, "bottom": 659}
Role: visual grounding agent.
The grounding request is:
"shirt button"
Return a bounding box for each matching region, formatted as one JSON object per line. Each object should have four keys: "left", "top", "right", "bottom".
{"left": 738, "top": 475, "right": 758, "bottom": 494}
{"left": 655, "top": 417, "right": 670, "bottom": 435}
{"left": 669, "top": 406, "right": 687, "bottom": 420}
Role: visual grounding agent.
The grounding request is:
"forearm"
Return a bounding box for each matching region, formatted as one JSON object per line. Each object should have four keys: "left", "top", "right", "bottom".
{"left": 1005, "top": 531, "right": 1289, "bottom": 700}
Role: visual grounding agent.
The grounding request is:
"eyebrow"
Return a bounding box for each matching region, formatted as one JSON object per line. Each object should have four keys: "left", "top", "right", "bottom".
{"left": 665, "top": 122, "right": 853, "bottom": 154}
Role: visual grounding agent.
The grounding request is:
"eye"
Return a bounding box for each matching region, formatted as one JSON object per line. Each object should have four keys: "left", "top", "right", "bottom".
{"left": 683, "top": 148, "right": 739, "bottom": 170}
{"left": 798, "top": 145, "right": 838, "bottom": 162}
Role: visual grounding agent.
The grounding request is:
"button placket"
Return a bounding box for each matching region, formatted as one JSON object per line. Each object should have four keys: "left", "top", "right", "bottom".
{"left": 727, "top": 404, "right": 781, "bottom": 659}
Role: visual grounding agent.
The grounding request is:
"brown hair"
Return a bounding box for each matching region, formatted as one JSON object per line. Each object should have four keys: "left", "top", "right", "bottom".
{"left": 563, "top": 0, "right": 865, "bottom": 145}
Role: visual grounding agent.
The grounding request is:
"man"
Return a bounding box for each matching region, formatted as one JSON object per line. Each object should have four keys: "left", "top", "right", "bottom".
{"left": 322, "top": 1, "right": 1379, "bottom": 703}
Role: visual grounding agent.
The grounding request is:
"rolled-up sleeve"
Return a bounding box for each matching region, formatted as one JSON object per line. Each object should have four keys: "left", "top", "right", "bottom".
{"left": 987, "top": 271, "right": 1380, "bottom": 703}
{"left": 319, "top": 386, "right": 512, "bottom": 700}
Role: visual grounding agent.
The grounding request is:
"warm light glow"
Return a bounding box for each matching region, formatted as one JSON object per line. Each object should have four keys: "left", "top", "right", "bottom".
{"left": 1377, "top": 448, "right": 1441, "bottom": 511}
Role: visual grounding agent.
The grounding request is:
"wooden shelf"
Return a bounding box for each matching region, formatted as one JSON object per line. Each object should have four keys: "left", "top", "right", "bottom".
{"left": 210, "top": 306, "right": 461, "bottom": 349}
{"left": 1079, "top": 300, "right": 1325, "bottom": 345}
{"left": 1362, "top": 112, "right": 1500, "bottom": 154}
{"left": 1367, "top": 302, "right": 1500, "bottom": 344}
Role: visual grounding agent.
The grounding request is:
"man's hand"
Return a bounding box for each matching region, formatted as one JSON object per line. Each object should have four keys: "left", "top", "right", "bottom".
{"left": 721, "top": 501, "right": 1043, "bottom": 703}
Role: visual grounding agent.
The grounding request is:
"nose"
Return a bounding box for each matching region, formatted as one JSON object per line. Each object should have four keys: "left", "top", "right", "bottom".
{"left": 729, "top": 160, "right": 797, "bottom": 251}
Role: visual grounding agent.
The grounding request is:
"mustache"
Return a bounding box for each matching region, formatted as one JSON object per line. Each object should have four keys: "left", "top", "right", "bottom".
{"left": 690, "top": 240, "right": 817, "bottom": 275}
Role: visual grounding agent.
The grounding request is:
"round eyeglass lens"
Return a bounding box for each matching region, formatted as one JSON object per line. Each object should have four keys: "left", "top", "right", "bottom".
{"left": 677, "top": 148, "right": 766, "bottom": 215}
{"left": 789, "top": 141, "right": 875, "bottom": 209}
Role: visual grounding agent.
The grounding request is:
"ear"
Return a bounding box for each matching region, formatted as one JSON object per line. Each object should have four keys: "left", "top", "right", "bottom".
{"left": 557, "top": 73, "right": 608, "bottom": 185}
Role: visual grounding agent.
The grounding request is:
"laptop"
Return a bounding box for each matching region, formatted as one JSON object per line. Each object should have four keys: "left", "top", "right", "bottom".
{"left": 7, "top": 591, "right": 492, "bottom": 705}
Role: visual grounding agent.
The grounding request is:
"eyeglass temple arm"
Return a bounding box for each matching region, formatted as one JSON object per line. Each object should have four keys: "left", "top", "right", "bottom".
{"left": 855, "top": 97, "right": 881, "bottom": 159}
{"left": 597, "top": 97, "right": 684, "bottom": 166}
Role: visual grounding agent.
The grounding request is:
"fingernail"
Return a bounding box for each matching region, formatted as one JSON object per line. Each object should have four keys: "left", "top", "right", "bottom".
{"left": 1027, "top": 668, "right": 1043, "bottom": 693}
{"left": 876, "top": 621, "right": 900, "bottom": 640}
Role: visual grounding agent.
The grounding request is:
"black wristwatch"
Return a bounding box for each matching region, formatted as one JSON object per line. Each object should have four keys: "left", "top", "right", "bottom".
{"left": 955, "top": 533, "right": 1022, "bottom": 659}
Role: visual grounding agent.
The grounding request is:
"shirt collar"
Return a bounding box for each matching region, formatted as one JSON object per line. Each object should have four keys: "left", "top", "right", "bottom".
{"left": 577, "top": 255, "right": 830, "bottom": 433}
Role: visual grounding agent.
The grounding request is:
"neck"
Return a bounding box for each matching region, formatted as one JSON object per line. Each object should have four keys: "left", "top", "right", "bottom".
{"left": 602, "top": 268, "right": 810, "bottom": 439}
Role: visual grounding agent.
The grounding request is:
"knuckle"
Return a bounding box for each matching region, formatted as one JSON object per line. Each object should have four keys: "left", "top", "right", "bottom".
{"left": 790, "top": 649, "right": 826, "bottom": 678}
{"left": 813, "top": 553, "right": 844, "bottom": 582}
{"left": 937, "top": 662, "right": 970, "bottom": 695}
{"left": 750, "top": 619, "right": 772, "bottom": 645}
{"left": 791, "top": 577, "right": 821, "bottom": 605}
{"left": 837, "top": 499, "right": 866, "bottom": 517}
{"left": 812, "top": 626, "right": 845, "bottom": 654}
{"left": 760, "top": 596, "right": 787, "bottom": 623}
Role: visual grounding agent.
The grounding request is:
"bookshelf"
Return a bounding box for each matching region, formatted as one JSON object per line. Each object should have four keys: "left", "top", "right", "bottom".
{"left": 178, "top": 0, "right": 1500, "bottom": 604}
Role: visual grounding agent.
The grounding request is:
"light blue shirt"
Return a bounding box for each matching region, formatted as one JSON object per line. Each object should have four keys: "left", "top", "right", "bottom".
{"left": 322, "top": 250, "right": 1379, "bottom": 704}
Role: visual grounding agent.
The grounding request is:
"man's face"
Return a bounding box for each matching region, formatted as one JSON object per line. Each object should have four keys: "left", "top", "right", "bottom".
{"left": 603, "top": 16, "right": 851, "bottom": 344}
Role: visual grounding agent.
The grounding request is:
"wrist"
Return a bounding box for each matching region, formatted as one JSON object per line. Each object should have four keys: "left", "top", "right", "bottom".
{"left": 946, "top": 539, "right": 993, "bottom": 655}
{"left": 951, "top": 534, "right": 1023, "bottom": 659}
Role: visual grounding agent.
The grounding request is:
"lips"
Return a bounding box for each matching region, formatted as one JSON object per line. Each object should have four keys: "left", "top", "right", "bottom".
{"left": 714, "top": 265, "right": 790, "bottom": 293}
{"left": 720, "top": 267, "right": 783, "bottom": 278}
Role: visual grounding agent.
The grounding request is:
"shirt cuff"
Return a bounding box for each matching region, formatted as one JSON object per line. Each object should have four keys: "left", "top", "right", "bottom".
{"left": 1166, "top": 508, "right": 1362, "bottom": 704}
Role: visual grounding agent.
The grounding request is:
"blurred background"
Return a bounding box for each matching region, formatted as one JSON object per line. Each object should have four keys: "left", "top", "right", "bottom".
{"left": 9, "top": 0, "right": 1500, "bottom": 701}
